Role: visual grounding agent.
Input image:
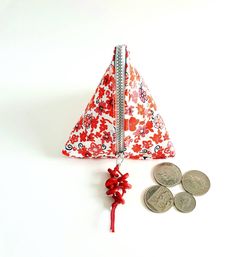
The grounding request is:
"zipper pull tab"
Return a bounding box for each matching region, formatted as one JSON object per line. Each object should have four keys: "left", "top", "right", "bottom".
{"left": 116, "top": 152, "right": 124, "bottom": 167}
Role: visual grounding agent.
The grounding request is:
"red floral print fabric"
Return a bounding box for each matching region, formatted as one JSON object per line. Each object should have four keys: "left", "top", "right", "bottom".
{"left": 62, "top": 46, "right": 175, "bottom": 159}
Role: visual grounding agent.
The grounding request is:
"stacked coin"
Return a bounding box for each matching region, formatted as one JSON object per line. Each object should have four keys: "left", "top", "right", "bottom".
{"left": 143, "top": 162, "right": 210, "bottom": 213}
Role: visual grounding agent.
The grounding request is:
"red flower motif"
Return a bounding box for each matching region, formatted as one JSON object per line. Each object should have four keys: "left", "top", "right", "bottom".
{"left": 80, "top": 131, "right": 87, "bottom": 142}
{"left": 87, "top": 133, "right": 95, "bottom": 141}
{"left": 84, "top": 114, "right": 92, "bottom": 128}
{"left": 134, "top": 125, "right": 149, "bottom": 137}
{"left": 137, "top": 104, "right": 145, "bottom": 116}
{"left": 78, "top": 146, "right": 92, "bottom": 157}
{"left": 150, "top": 130, "right": 163, "bottom": 144}
{"left": 106, "top": 97, "right": 114, "bottom": 117}
{"left": 132, "top": 144, "right": 142, "bottom": 153}
{"left": 102, "top": 131, "right": 112, "bottom": 143}
{"left": 103, "top": 74, "right": 112, "bottom": 86}
{"left": 95, "top": 131, "right": 102, "bottom": 138}
{"left": 110, "top": 76, "right": 115, "bottom": 85}
{"left": 163, "top": 132, "right": 170, "bottom": 141}
{"left": 108, "top": 79, "right": 115, "bottom": 91}
{"left": 143, "top": 140, "right": 153, "bottom": 149}
{"left": 152, "top": 149, "right": 166, "bottom": 159}
{"left": 98, "top": 87, "right": 105, "bottom": 98}
{"left": 106, "top": 90, "right": 111, "bottom": 98}
{"left": 70, "top": 134, "right": 79, "bottom": 144}
{"left": 125, "top": 105, "right": 134, "bottom": 116}
{"left": 124, "top": 136, "right": 133, "bottom": 147}
{"left": 107, "top": 143, "right": 116, "bottom": 155}
{"left": 88, "top": 142, "right": 104, "bottom": 156}
{"left": 95, "top": 101, "right": 107, "bottom": 115}
{"left": 100, "top": 117, "right": 108, "bottom": 131}
{"left": 91, "top": 116, "right": 99, "bottom": 129}
{"left": 124, "top": 117, "right": 139, "bottom": 131}
{"left": 146, "top": 120, "right": 154, "bottom": 132}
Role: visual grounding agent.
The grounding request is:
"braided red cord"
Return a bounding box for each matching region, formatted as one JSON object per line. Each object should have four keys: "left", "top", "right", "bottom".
{"left": 105, "top": 165, "right": 132, "bottom": 232}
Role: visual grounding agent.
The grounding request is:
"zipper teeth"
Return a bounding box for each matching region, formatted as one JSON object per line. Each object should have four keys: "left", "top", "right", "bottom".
{"left": 115, "top": 45, "right": 126, "bottom": 154}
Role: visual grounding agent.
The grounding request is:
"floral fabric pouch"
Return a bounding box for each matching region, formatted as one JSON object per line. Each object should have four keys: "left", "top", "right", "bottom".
{"left": 62, "top": 45, "right": 175, "bottom": 160}
{"left": 62, "top": 45, "right": 175, "bottom": 232}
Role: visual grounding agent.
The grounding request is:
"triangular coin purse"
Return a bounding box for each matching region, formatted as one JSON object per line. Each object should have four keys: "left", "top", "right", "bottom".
{"left": 62, "top": 45, "right": 175, "bottom": 160}
{"left": 62, "top": 45, "right": 175, "bottom": 232}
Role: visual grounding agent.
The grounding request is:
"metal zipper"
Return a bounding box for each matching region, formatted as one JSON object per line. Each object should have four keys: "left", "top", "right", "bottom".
{"left": 115, "top": 45, "right": 126, "bottom": 165}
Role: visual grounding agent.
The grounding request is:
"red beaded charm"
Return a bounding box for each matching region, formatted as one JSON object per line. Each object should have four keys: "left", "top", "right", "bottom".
{"left": 105, "top": 165, "right": 132, "bottom": 232}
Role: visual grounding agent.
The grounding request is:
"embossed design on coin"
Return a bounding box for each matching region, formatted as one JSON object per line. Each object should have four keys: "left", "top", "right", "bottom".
{"left": 182, "top": 170, "right": 210, "bottom": 196}
{"left": 174, "top": 192, "right": 196, "bottom": 213}
{"left": 153, "top": 162, "right": 182, "bottom": 187}
{"left": 144, "top": 185, "right": 174, "bottom": 212}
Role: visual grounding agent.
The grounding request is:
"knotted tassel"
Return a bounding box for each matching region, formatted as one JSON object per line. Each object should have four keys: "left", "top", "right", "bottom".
{"left": 105, "top": 165, "right": 132, "bottom": 232}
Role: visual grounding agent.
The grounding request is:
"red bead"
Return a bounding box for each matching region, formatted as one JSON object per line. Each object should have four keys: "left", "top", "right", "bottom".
{"left": 122, "top": 173, "right": 129, "bottom": 180}
{"left": 105, "top": 178, "right": 118, "bottom": 188}
{"left": 114, "top": 196, "right": 125, "bottom": 204}
{"left": 124, "top": 183, "right": 132, "bottom": 189}
{"left": 120, "top": 198, "right": 125, "bottom": 204}
{"left": 106, "top": 187, "right": 118, "bottom": 195}
{"left": 115, "top": 191, "right": 122, "bottom": 198}
{"left": 118, "top": 173, "right": 129, "bottom": 182}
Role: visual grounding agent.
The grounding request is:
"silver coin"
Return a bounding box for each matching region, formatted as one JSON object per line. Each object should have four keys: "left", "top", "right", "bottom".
{"left": 182, "top": 170, "right": 210, "bottom": 196}
{"left": 153, "top": 162, "right": 182, "bottom": 187}
{"left": 174, "top": 192, "right": 196, "bottom": 213}
{"left": 144, "top": 185, "right": 174, "bottom": 213}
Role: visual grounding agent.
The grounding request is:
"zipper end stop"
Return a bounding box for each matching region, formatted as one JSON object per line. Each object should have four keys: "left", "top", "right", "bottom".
{"left": 116, "top": 152, "right": 125, "bottom": 167}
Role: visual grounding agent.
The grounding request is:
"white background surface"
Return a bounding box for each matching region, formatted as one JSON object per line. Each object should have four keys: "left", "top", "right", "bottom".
{"left": 0, "top": 0, "right": 236, "bottom": 257}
